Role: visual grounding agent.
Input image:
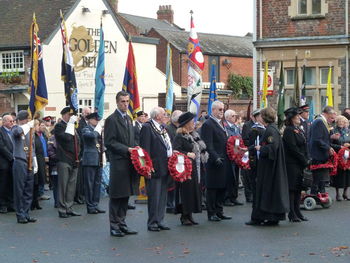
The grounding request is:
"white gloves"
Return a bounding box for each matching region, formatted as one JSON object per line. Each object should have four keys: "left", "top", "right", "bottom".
{"left": 94, "top": 123, "right": 102, "bottom": 135}
{"left": 21, "top": 120, "right": 34, "bottom": 136}
{"left": 33, "top": 157, "right": 38, "bottom": 174}
{"left": 65, "top": 115, "right": 77, "bottom": 136}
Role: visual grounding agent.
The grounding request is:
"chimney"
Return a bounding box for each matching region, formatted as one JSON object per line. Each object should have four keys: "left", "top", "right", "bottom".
{"left": 157, "top": 5, "right": 174, "bottom": 24}
{"left": 108, "top": 0, "right": 118, "bottom": 13}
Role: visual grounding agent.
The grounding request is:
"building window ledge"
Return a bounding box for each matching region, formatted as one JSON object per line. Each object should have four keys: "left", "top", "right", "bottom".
{"left": 291, "top": 14, "right": 325, "bottom": 21}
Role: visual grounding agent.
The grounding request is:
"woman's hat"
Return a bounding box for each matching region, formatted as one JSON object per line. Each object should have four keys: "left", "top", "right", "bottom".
{"left": 284, "top": 107, "right": 301, "bottom": 119}
{"left": 178, "top": 112, "right": 196, "bottom": 127}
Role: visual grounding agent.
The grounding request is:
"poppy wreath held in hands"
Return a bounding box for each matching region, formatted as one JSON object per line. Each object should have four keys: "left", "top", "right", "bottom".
{"left": 226, "top": 136, "right": 250, "bottom": 170}
{"left": 130, "top": 147, "right": 153, "bottom": 179}
{"left": 337, "top": 147, "right": 350, "bottom": 171}
{"left": 168, "top": 152, "right": 193, "bottom": 182}
{"left": 309, "top": 151, "right": 338, "bottom": 176}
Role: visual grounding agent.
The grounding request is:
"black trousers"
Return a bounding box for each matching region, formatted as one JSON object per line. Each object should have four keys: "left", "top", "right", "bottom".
{"left": 83, "top": 166, "right": 102, "bottom": 212}
{"left": 311, "top": 169, "right": 328, "bottom": 194}
{"left": 109, "top": 197, "right": 129, "bottom": 230}
{"left": 74, "top": 164, "right": 85, "bottom": 203}
{"left": 225, "top": 164, "right": 239, "bottom": 202}
{"left": 206, "top": 188, "right": 226, "bottom": 217}
{"left": 289, "top": 191, "right": 303, "bottom": 219}
{"left": 241, "top": 169, "right": 253, "bottom": 201}
{"left": 0, "top": 167, "right": 13, "bottom": 209}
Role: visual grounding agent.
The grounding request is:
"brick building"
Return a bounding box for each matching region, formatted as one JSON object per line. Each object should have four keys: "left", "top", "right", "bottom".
{"left": 118, "top": 6, "right": 253, "bottom": 112}
{"left": 255, "top": 0, "right": 350, "bottom": 112}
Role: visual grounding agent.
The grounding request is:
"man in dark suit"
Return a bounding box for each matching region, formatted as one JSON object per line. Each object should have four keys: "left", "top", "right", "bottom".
{"left": 12, "top": 111, "right": 37, "bottom": 223}
{"left": 140, "top": 107, "right": 172, "bottom": 231}
{"left": 299, "top": 104, "right": 311, "bottom": 142}
{"left": 133, "top": 111, "right": 146, "bottom": 146}
{"left": 81, "top": 112, "right": 105, "bottom": 214}
{"left": 54, "top": 107, "right": 81, "bottom": 218}
{"left": 0, "top": 114, "right": 14, "bottom": 213}
{"left": 201, "top": 101, "right": 232, "bottom": 222}
{"left": 104, "top": 91, "right": 139, "bottom": 237}
{"left": 75, "top": 107, "right": 91, "bottom": 205}
{"left": 309, "top": 106, "right": 338, "bottom": 194}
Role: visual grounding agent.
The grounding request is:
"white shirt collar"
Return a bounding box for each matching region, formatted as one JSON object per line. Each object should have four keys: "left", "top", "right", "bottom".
{"left": 152, "top": 119, "right": 162, "bottom": 129}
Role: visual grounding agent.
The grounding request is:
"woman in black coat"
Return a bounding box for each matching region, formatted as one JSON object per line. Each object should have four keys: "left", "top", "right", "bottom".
{"left": 173, "top": 112, "right": 202, "bottom": 225}
{"left": 282, "top": 107, "right": 309, "bottom": 222}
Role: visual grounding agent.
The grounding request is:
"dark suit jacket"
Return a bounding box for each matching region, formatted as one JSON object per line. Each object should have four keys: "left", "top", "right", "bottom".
{"left": 0, "top": 126, "right": 13, "bottom": 170}
{"left": 242, "top": 119, "right": 254, "bottom": 147}
{"left": 54, "top": 120, "right": 80, "bottom": 167}
{"left": 201, "top": 117, "right": 228, "bottom": 188}
{"left": 77, "top": 118, "right": 88, "bottom": 158}
{"left": 140, "top": 121, "right": 169, "bottom": 178}
{"left": 165, "top": 122, "right": 177, "bottom": 143}
{"left": 81, "top": 125, "right": 101, "bottom": 167}
{"left": 309, "top": 118, "right": 330, "bottom": 163}
{"left": 104, "top": 109, "right": 138, "bottom": 198}
{"left": 133, "top": 121, "right": 142, "bottom": 146}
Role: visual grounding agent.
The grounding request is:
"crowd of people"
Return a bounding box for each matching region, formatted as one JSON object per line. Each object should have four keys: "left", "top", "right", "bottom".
{"left": 0, "top": 91, "right": 349, "bottom": 237}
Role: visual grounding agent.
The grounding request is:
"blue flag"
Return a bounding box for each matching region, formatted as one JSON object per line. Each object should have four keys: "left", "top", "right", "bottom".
{"left": 28, "top": 13, "right": 48, "bottom": 119}
{"left": 165, "top": 43, "right": 174, "bottom": 114}
{"left": 94, "top": 23, "right": 105, "bottom": 119}
{"left": 309, "top": 100, "right": 315, "bottom": 122}
{"left": 207, "top": 63, "right": 217, "bottom": 115}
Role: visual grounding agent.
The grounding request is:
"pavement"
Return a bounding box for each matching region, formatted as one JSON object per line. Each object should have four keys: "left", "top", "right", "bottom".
{"left": 1, "top": 188, "right": 350, "bottom": 263}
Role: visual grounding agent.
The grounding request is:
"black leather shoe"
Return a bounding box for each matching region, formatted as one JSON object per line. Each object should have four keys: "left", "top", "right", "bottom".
{"left": 58, "top": 212, "right": 70, "bottom": 218}
{"left": 0, "top": 207, "right": 8, "bottom": 213}
{"left": 120, "top": 226, "right": 138, "bottom": 235}
{"left": 75, "top": 199, "right": 85, "bottom": 205}
{"left": 87, "top": 210, "right": 98, "bottom": 214}
{"left": 7, "top": 207, "right": 15, "bottom": 212}
{"left": 110, "top": 229, "right": 125, "bottom": 237}
{"left": 17, "top": 218, "right": 28, "bottom": 224}
{"left": 208, "top": 215, "right": 221, "bottom": 222}
{"left": 223, "top": 201, "right": 235, "bottom": 207}
{"left": 233, "top": 200, "right": 244, "bottom": 206}
{"left": 158, "top": 224, "right": 171, "bottom": 230}
{"left": 67, "top": 211, "right": 81, "bottom": 216}
{"left": 26, "top": 217, "right": 37, "bottom": 223}
{"left": 217, "top": 214, "right": 232, "bottom": 220}
{"left": 96, "top": 208, "right": 106, "bottom": 213}
{"left": 299, "top": 216, "right": 309, "bottom": 222}
{"left": 127, "top": 204, "right": 136, "bottom": 210}
{"left": 245, "top": 220, "right": 262, "bottom": 226}
{"left": 263, "top": 220, "right": 279, "bottom": 226}
{"left": 166, "top": 207, "right": 175, "bottom": 214}
{"left": 148, "top": 226, "right": 160, "bottom": 231}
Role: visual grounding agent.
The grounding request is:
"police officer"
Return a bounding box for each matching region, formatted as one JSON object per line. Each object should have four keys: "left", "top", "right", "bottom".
{"left": 81, "top": 112, "right": 105, "bottom": 214}
{"left": 12, "top": 110, "right": 38, "bottom": 224}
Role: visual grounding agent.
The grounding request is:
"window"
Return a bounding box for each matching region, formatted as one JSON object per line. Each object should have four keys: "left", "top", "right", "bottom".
{"left": 312, "top": 0, "right": 321, "bottom": 14}
{"left": 0, "top": 51, "right": 24, "bottom": 72}
{"left": 320, "top": 67, "right": 333, "bottom": 85}
{"left": 296, "top": 0, "right": 323, "bottom": 16}
{"left": 298, "top": 0, "right": 307, "bottom": 15}
{"left": 304, "top": 67, "right": 316, "bottom": 85}
{"left": 286, "top": 69, "right": 295, "bottom": 85}
{"left": 78, "top": 99, "right": 93, "bottom": 115}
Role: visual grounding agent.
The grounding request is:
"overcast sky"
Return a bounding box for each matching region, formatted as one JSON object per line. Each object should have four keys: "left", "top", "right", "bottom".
{"left": 118, "top": 0, "right": 253, "bottom": 36}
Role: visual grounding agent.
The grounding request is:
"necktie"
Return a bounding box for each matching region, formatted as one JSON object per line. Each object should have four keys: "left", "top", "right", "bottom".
{"left": 123, "top": 115, "right": 128, "bottom": 126}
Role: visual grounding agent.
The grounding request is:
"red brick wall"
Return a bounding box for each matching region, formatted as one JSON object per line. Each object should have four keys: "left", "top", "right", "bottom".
{"left": 116, "top": 14, "right": 140, "bottom": 36}
{"left": 258, "top": 0, "right": 346, "bottom": 38}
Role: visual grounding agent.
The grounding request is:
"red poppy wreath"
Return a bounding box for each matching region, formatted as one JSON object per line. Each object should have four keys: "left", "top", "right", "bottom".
{"left": 130, "top": 147, "right": 153, "bottom": 179}
{"left": 226, "top": 136, "right": 250, "bottom": 170}
{"left": 168, "top": 152, "right": 192, "bottom": 182}
{"left": 337, "top": 147, "right": 350, "bottom": 171}
{"left": 309, "top": 151, "right": 338, "bottom": 176}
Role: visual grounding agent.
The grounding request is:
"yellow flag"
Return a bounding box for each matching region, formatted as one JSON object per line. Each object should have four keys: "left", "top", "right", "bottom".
{"left": 326, "top": 67, "right": 333, "bottom": 107}
{"left": 262, "top": 61, "right": 269, "bottom": 107}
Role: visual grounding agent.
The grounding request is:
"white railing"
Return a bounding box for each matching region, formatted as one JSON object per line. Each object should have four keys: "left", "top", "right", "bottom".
{"left": 202, "top": 82, "right": 225, "bottom": 90}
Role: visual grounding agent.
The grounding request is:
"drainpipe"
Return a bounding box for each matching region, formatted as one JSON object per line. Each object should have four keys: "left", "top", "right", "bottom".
{"left": 253, "top": 0, "right": 258, "bottom": 110}
{"left": 346, "top": 0, "right": 349, "bottom": 107}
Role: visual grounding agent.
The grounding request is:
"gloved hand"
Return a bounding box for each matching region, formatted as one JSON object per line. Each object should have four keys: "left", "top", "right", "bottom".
{"left": 68, "top": 115, "right": 78, "bottom": 124}
{"left": 21, "top": 120, "right": 34, "bottom": 136}
{"left": 215, "top": 157, "right": 224, "bottom": 167}
{"left": 33, "top": 156, "right": 38, "bottom": 174}
{"left": 94, "top": 123, "right": 102, "bottom": 135}
{"left": 28, "top": 120, "right": 35, "bottom": 128}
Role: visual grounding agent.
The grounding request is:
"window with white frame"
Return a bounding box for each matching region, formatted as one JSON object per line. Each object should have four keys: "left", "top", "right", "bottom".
{"left": 78, "top": 99, "right": 93, "bottom": 115}
{"left": 285, "top": 69, "right": 295, "bottom": 86}
{"left": 320, "top": 67, "right": 333, "bottom": 85}
{"left": 304, "top": 67, "right": 316, "bottom": 85}
{"left": 0, "top": 51, "right": 25, "bottom": 72}
{"left": 293, "top": 0, "right": 324, "bottom": 17}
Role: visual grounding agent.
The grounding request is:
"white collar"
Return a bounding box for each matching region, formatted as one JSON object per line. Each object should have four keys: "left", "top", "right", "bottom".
{"left": 152, "top": 119, "right": 162, "bottom": 130}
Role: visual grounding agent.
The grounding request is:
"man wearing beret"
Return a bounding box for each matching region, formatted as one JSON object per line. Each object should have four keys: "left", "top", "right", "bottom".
{"left": 81, "top": 112, "right": 105, "bottom": 214}
{"left": 54, "top": 107, "right": 81, "bottom": 218}
{"left": 133, "top": 111, "right": 145, "bottom": 146}
{"left": 12, "top": 110, "right": 38, "bottom": 223}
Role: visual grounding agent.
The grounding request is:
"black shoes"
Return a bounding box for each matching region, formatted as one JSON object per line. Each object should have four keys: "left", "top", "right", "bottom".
{"left": 17, "top": 218, "right": 28, "bottom": 224}
{"left": 88, "top": 208, "right": 106, "bottom": 214}
{"left": 58, "top": 212, "right": 69, "bottom": 218}
{"left": 96, "top": 208, "right": 106, "bottom": 213}
{"left": 245, "top": 220, "right": 262, "bottom": 226}
{"left": 158, "top": 224, "right": 171, "bottom": 230}
{"left": 223, "top": 201, "right": 235, "bottom": 206}
{"left": 87, "top": 210, "right": 99, "bottom": 214}
{"left": 0, "top": 207, "right": 7, "bottom": 213}
{"left": 26, "top": 217, "right": 37, "bottom": 223}
{"left": 67, "top": 211, "right": 81, "bottom": 216}
{"left": 232, "top": 200, "right": 244, "bottom": 206}
{"left": 110, "top": 229, "right": 125, "bottom": 237}
{"left": 127, "top": 204, "right": 136, "bottom": 210}
{"left": 120, "top": 226, "right": 138, "bottom": 235}
{"left": 166, "top": 207, "right": 175, "bottom": 214}
{"left": 208, "top": 215, "right": 221, "bottom": 222}
{"left": 148, "top": 226, "right": 160, "bottom": 231}
{"left": 217, "top": 214, "right": 232, "bottom": 220}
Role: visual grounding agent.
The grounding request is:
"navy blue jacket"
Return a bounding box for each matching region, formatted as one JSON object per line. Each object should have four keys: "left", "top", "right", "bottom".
{"left": 309, "top": 118, "right": 330, "bottom": 163}
{"left": 81, "top": 125, "right": 102, "bottom": 167}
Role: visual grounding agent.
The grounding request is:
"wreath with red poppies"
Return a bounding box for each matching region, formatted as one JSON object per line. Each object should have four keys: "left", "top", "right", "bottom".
{"left": 130, "top": 147, "right": 153, "bottom": 179}
{"left": 168, "top": 152, "right": 192, "bottom": 182}
{"left": 337, "top": 148, "right": 350, "bottom": 170}
{"left": 226, "top": 136, "right": 250, "bottom": 170}
{"left": 309, "top": 151, "right": 338, "bottom": 176}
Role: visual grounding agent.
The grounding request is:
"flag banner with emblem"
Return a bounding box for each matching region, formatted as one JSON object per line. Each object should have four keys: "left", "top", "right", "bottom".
{"left": 60, "top": 10, "right": 78, "bottom": 114}
{"left": 261, "top": 60, "right": 268, "bottom": 108}
{"left": 165, "top": 43, "right": 174, "bottom": 114}
{"left": 246, "top": 99, "right": 252, "bottom": 121}
{"left": 309, "top": 100, "right": 315, "bottom": 122}
{"left": 207, "top": 63, "right": 217, "bottom": 116}
{"left": 326, "top": 66, "right": 333, "bottom": 107}
{"left": 187, "top": 13, "right": 204, "bottom": 119}
{"left": 28, "top": 13, "right": 48, "bottom": 119}
{"left": 292, "top": 56, "right": 300, "bottom": 107}
{"left": 122, "top": 41, "right": 140, "bottom": 119}
{"left": 300, "top": 64, "right": 306, "bottom": 106}
{"left": 94, "top": 21, "right": 105, "bottom": 119}
{"left": 277, "top": 61, "right": 285, "bottom": 129}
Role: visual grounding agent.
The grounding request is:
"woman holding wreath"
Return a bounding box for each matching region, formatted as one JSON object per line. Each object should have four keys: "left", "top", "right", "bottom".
{"left": 282, "top": 107, "right": 309, "bottom": 222}
{"left": 330, "top": 115, "right": 350, "bottom": 201}
{"left": 173, "top": 112, "right": 203, "bottom": 226}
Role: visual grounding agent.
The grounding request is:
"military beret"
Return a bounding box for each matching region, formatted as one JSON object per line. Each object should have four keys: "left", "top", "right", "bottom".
{"left": 16, "top": 110, "right": 29, "bottom": 121}
{"left": 86, "top": 112, "right": 100, "bottom": 120}
{"left": 136, "top": 111, "right": 145, "bottom": 117}
{"left": 43, "top": 116, "right": 51, "bottom": 121}
{"left": 60, "top": 107, "right": 71, "bottom": 115}
{"left": 299, "top": 104, "right": 310, "bottom": 112}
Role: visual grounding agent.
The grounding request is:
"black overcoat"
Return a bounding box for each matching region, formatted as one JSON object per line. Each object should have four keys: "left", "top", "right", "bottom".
{"left": 104, "top": 110, "right": 139, "bottom": 198}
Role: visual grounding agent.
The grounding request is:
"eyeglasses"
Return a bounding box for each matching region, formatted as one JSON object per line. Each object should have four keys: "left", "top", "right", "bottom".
{"left": 218, "top": 108, "right": 224, "bottom": 111}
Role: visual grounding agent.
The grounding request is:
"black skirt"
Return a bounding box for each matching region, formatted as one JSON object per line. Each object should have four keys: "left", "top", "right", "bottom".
{"left": 331, "top": 170, "right": 350, "bottom": 188}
